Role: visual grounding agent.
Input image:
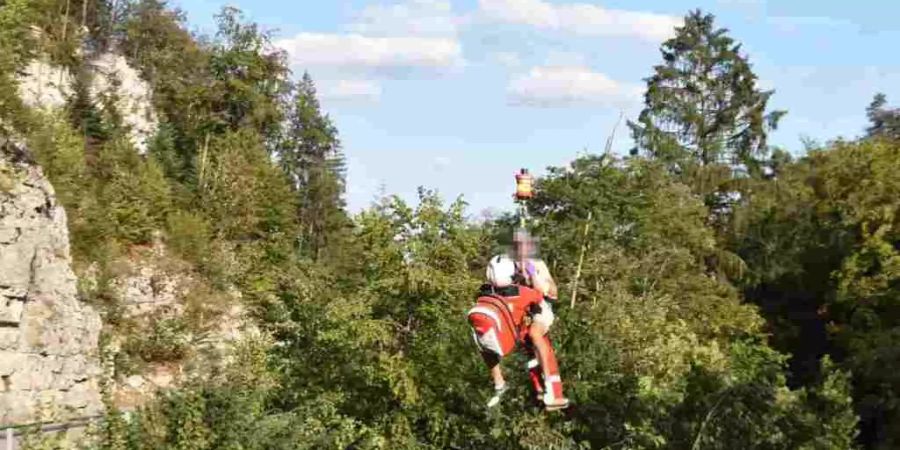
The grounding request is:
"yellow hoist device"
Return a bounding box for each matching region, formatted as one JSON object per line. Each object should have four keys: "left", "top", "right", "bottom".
{"left": 514, "top": 168, "right": 533, "bottom": 229}
{"left": 515, "top": 168, "right": 534, "bottom": 200}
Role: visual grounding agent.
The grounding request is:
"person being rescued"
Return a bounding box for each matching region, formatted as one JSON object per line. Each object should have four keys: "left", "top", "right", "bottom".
{"left": 467, "top": 245, "right": 569, "bottom": 411}
{"left": 511, "top": 228, "right": 560, "bottom": 397}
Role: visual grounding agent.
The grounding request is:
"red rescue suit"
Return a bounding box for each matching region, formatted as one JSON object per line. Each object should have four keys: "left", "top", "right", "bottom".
{"left": 467, "top": 284, "right": 565, "bottom": 401}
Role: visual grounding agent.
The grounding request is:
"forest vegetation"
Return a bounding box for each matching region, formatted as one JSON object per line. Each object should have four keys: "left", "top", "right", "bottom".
{"left": 3, "top": 1, "right": 900, "bottom": 448}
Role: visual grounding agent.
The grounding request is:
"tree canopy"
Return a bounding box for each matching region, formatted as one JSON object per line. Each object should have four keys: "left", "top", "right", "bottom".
{"left": 5, "top": 3, "right": 900, "bottom": 449}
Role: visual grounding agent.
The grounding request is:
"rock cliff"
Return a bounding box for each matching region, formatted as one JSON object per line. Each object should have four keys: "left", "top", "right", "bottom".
{"left": 0, "top": 139, "right": 103, "bottom": 425}
{"left": 18, "top": 53, "right": 158, "bottom": 154}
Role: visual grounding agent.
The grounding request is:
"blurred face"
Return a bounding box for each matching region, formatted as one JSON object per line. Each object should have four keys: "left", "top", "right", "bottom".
{"left": 513, "top": 230, "right": 535, "bottom": 260}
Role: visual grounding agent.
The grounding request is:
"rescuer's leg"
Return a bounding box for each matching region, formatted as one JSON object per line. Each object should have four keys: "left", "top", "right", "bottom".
{"left": 529, "top": 323, "right": 568, "bottom": 410}
{"left": 529, "top": 301, "right": 559, "bottom": 394}
{"left": 527, "top": 357, "right": 544, "bottom": 402}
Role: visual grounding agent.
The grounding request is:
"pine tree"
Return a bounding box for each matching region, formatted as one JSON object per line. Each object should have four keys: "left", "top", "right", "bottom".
{"left": 281, "top": 73, "right": 349, "bottom": 261}
{"left": 865, "top": 93, "right": 900, "bottom": 140}
{"left": 629, "top": 10, "right": 785, "bottom": 220}
{"left": 67, "top": 67, "right": 110, "bottom": 147}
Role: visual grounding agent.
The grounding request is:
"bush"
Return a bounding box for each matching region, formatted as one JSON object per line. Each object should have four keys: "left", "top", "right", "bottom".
{"left": 96, "top": 140, "right": 173, "bottom": 245}
{"left": 164, "top": 211, "right": 212, "bottom": 266}
{"left": 123, "top": 313, "right": 191, "bottom": 364}
{"left": 27, "top": 110, "right": 88, "bottom": 216}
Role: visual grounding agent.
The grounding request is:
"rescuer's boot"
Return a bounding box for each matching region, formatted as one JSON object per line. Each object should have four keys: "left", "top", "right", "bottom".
{"left": 543, "top": 393, "right": 570, "bottom": 411}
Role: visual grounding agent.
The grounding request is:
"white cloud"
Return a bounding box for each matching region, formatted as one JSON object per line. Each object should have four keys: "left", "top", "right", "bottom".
{"left": 318, "top": 79, "right": 383, "bottom": 103}
{"left": 478, "top": 0, "right": 681, "bottom": 43}
{"left": 275, "top": 1, "right": 467, "bottom": 107}
{"left": 349, "top": 0, "right": 459, "bottom": 37}
{"left": 507, "top": 66, "right": 642, "bottom": 107}
{"left": 275, "top": 33, "right": 463, "bottom": 74}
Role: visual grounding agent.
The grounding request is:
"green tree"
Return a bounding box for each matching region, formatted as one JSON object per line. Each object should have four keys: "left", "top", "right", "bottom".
{"left": 280, "top": 73, "right": 350, "bottom": 261}
{"left": 27, "top": 110, "right": 87, "bottom": 209}
{"left": 120, "top": 3, "right": 291, "bottom": 181}
{"left": 865, "top": 93, "right": 900, "bottom": 140}
{"left": 629, "top": 9, "right": 785, "bottom": 222}
{"left": 731, "top": 138, "right": 900, "bottom": 448}
{"left": 67, "top": 66, "right": 112, "bottom": 146}
{"left": 208, "top": 6, "right": 290, "bottom": 146}
{"left": 0, "top": 0, "right": 44, "bottom": 134}
{"left": 195, "top": 128, "right": 296, "bottom": 243}
{"left": 824, "top": 140, "right": 900, "bottom": 448}
{"left": 119, "top": 0, "right": 211, "bottom": 181}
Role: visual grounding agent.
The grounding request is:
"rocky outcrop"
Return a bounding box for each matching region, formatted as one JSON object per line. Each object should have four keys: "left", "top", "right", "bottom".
{"left": 0, "top": 140, "right": 102, "bottom": 425}
{"left": 89, "top": 53, "right": 158, "bottom": 154}
{"left": 18, "top": 60, "right": 74, "bottom": 111}
{"left": 85, "top": 241, "right": 254, "bottom": 410}
{"left": 18, "top": 52, "right": 158, "bottom": 154}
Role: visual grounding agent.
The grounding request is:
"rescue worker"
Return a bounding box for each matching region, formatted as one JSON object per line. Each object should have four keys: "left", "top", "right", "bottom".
{"left": 468, "top": 254, "right": 569, "bottom": 411}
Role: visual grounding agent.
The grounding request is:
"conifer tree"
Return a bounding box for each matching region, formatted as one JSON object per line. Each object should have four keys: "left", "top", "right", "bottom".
{"left": 629, "top": 10, "right": 785, "bottom": 220}
{"left": 281, "top": 73, "right": 349, "bottom": 261}
{"left": 866, "top": 93, "right": 900, "bottom": 140}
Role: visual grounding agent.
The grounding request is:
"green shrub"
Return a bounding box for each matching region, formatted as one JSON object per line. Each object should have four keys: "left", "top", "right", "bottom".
{"left": 98, "top": 142, "right": 172, "bottom": 245}
{"left": 123, "top": 313, "right": 191, "bottom": 364}
{"left": 27, "top": 110, "right": 88, "bottom": 212}
{"left": 164, "top": 211, "right": 212, "bottom": 267}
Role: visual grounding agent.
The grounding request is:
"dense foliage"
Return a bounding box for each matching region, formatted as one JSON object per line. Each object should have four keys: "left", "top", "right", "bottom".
{"left": 3, "top": 1, "right": 898, "bottom": 448}
{"left": 730, "top": 138, "right": 900, "bottom": 448}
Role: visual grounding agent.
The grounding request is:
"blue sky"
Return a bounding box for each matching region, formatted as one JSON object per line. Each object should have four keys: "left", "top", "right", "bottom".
{"left": 174, "top": 0, "right": 900, "bottom": 217}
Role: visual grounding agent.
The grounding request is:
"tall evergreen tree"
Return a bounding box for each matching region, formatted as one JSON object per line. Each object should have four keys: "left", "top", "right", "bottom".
{"left": 865, "top": 93, "right": 900, "bottom": 140}
{"left": 629, "top": 10, "right": 785, "bottom": 219}
{"left": 281, "top": 73, "right": 349, "bottom": 261}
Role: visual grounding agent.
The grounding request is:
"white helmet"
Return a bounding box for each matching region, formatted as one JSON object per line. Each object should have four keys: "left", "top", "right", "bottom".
{"left": 486, "top": 254, "right": 516, "bottom": 287}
